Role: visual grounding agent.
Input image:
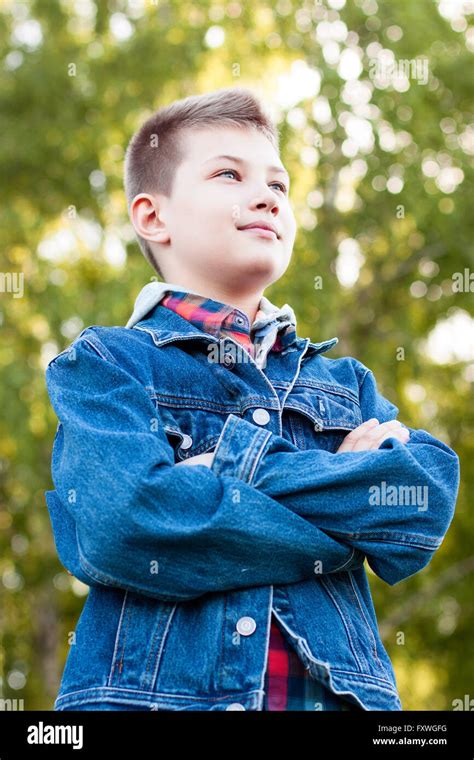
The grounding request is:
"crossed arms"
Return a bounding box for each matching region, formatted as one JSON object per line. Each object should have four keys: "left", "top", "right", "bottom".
{"left": 45, "top": 331, "right": 460, "bottom": 601}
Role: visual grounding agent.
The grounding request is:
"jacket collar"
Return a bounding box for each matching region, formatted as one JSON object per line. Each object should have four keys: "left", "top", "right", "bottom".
{"left": 126, "top": 280, "right": 339, "bottom": 358}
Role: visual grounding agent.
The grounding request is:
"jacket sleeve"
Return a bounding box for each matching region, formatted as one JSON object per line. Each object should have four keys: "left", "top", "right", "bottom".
{"left": 44, "top": 331, "right": 364, "bottom": 602}
{"left": 211, "top": 365, "right": 460, "bottom": 587}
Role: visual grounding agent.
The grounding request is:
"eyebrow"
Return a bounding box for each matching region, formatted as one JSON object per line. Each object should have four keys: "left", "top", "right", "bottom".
{"left": 202, "top": 154, "right": 290, "bottom": 182}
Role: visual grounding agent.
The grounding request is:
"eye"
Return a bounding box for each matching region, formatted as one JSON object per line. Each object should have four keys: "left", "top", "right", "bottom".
{"left": 215, "top": 169, "right": 288, "bottom": 194}
{"left": 270, "top": 181, "right": 288, "bottom": 194}
{"left": 216, "top": 169, "right": 240, "bottom": 180}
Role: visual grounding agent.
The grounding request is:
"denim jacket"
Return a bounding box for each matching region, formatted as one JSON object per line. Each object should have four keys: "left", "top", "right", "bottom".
{"left": 44, "top": 294, "right": 460, "bottom": 711}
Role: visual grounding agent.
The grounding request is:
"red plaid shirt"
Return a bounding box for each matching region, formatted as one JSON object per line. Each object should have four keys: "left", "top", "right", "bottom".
{"left": 159, "top": 290, "right": 359, "bottom": 711}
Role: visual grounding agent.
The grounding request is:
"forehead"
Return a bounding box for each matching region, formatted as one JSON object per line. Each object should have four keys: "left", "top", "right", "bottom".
{"left": 179, "top": 126, "right": 285, "bottom": 172}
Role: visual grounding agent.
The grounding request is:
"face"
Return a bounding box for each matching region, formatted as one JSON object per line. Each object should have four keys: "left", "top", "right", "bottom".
{"left": 132, "top": 126, "right": 297, "bottom": 293}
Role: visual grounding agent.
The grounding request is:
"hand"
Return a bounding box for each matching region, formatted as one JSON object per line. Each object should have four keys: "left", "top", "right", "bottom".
{"left": 336, "top": 418, "right": 410, "bottom": 453}
{"left": 175, "top": 451, "right": 215, "bottom": 467}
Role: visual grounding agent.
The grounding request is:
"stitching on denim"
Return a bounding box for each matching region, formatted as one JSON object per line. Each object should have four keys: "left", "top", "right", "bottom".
{"left": 237, "top": 426, "right": 268, "bottom": 483}
{"left": 332, "top": 546, "right": 356, "bottom": 573}
{"left": 283, "top": 401, "right": 361, "bottom": 428}
{"left": 347, "top": 572, "right": 384, "bottom": 669}
{"left": 142, "top": 603, "right": 169, "bottom": 690}
{"left": 108, "top": 591, "right": 129, "bottom": 686}
{"left": 131, "top": 327, "right": 216, "bottom": 351}
{"left": 149, "top": 604, "right": 177, "bottom": 692}
{"left": 357, "top": 368, "right": 371, "bottom": 394}
{"left": 238, "top": 431, "right": 255, "bottom": 482}
{"left": 325, "top": 531, "right": 441, "bottom": 549}
{"left": 246, "top": 430, "right": 273, "bottom": 485}
{"left": 212, "top": 414, "right": 239, "bottom": 477}
{"left": 151, "top": 394, "right": 278, "bottom": 415}
{"left": 55, "top": 684, "right": 263, "bottom": 706}
{"left": 288, "top": 381, "right": 361, "bottom": 406}
{"left": 115, "top": 592, "right": 134, "bottom": 686}
{"left": 319, "top": 577, "right": 366, "bottom": 672}
{"left": 177, "top": 435, "right": 221, "bottom": 460}
{"left": 152, "top": 395, "right": 243, "bottom": 412}
{"left": 80, "top": 334, "right": 119, "bottom": 365}
{"left": 218, "top": 594, "right": 228, "bottom": 692}
{"left": 329, "top": 669, "right": 400, "bottom": 691}
{"left": 288, "top": 412, "right": 306, "bottom": 449}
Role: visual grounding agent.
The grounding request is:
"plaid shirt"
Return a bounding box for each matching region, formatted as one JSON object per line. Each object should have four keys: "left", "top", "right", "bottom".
{"left": 160, "top": 290, "right": 359, "bottom": 712}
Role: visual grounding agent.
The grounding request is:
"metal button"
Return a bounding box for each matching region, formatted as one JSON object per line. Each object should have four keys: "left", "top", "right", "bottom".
{"left": 252, "top": 408, "right": 270, "bottom": 426}
{"left": 180, "top": 434, "right": 193, "bottom": 450}
{"left": 226, "top": 703, "right": 246, "bottom": 710}
{"left": 314, "top": 421, "right": 323, "bottom": 432}
{"left": 223, "top": 352, "right": 235, "bottom": 369}
{"left": 236, "top": 616, "right": 257, "bottom": 636}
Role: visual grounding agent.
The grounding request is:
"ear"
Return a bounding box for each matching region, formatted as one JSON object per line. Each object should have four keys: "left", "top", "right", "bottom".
{"left": 130, "top": 193, "right": 170, "bottom": 245}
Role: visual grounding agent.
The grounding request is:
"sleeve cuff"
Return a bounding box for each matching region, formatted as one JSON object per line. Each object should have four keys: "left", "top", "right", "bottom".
{"left": 210, "top": 414, "right": 272, "bottom": 484}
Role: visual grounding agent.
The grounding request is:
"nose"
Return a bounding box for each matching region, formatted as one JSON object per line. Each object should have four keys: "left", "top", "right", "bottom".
{"left": 251, "top": 186, "right": 280, "bottom": 214}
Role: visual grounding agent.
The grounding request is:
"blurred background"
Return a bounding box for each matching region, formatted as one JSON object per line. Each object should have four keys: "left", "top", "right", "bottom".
{"left": 0, "top": 0, "right": 473, "bottom": 710}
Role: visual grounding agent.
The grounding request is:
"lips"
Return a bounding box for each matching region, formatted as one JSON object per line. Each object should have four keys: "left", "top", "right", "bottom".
{"left": 238, "top": 222, "right": 280, "bottom": 238}
{"left": 241, "top": 227, "right": 277, "bottom": 240}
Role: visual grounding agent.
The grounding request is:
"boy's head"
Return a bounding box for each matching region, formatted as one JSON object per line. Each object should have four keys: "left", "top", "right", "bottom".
{"left": 124, "top": 87, "right": 296, "bottom": 295}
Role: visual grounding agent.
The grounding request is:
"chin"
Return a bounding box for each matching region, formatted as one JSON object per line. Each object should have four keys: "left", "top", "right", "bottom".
{"left": 242, "top": 243, "right": 281, "bottom": 261}
{"left": 239, "top": 254, "right": 279, "bottom": 274}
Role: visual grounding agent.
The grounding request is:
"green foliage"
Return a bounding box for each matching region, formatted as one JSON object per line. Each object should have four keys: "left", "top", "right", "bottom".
{"left": 0, "top": 0, "right": 472, "bottom": 710}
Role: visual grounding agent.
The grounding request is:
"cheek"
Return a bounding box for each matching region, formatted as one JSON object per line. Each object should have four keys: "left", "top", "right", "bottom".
{"left": 172, "top": 201, "right": 216, "bottom": 240}
{"left": 190, "top": 191, "right": 237, "bottom": 229}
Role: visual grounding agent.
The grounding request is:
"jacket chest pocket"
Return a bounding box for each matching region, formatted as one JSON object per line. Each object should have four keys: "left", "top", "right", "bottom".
{"left": 284, "top": 385, "right": 362, "bottom": 453}
{"left": 150, "top": 398, "right": 232, "bottom": 462}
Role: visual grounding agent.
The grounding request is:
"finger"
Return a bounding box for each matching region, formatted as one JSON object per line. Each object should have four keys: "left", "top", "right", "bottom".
{"left": 350, "top": 420, "right": 402, "bottom": 452}
{"left": 338, "top": 418, "right": 380, "bottom": 452}
{"left": 366, "top": 428, "right": 409, "bottom": 451}
{"left": 370, "top": 421, "right": 404, "bottom": 447}
{"left": 373, "top": 427, "right": 410, "bottom": 450}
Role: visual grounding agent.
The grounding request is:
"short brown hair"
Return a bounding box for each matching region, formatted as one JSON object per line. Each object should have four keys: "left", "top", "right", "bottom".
{"left": 123, "top": 87, "right": 280, "bottom": 278}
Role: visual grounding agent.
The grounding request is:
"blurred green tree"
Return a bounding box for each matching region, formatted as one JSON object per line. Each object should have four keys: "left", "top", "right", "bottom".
{"left": 0, "top": 0, "right": 472, "bottom": 710}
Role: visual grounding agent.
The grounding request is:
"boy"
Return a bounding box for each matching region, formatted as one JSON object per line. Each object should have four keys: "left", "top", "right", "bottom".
{"left": 44, "top": 87, "right": 459, "bottom": 711}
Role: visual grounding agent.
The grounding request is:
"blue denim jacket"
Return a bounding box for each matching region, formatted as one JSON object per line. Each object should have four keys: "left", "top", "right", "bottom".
{"left": 44, "top": 301, "right": 460, "bottom": 711}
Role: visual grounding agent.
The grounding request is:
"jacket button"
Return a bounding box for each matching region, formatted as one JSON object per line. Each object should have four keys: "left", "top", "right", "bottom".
{"left": 314, "top": 421, "right": 323, "bottom": 432}
{"left": 226, "top": 703, "right": 246, "bottom": 710}
{"left": 236, "top": 616, "right": 257, "bottom": 636}
{"left": 223, "top": 353, "right": 235, "bottom": 369}
{"left": 180, "top": 434, "right": 193, "bottom": 450}
{"left": 252, "top": 408, "right": 270, "bottom": 426}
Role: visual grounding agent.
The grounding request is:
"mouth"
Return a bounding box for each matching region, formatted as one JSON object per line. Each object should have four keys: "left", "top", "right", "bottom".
{"left": 239, "top": 226, "right": 279, "bottom": 240}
